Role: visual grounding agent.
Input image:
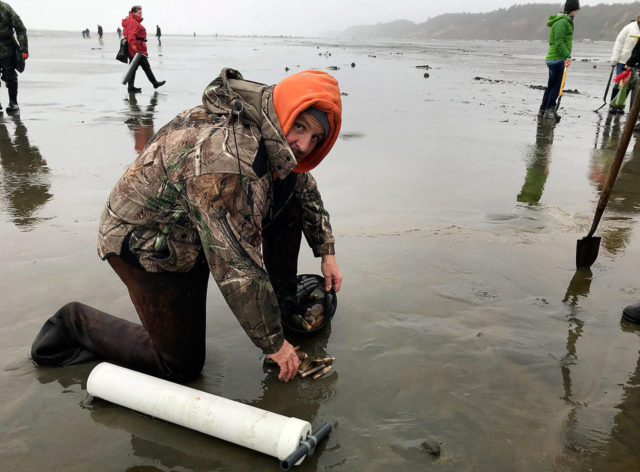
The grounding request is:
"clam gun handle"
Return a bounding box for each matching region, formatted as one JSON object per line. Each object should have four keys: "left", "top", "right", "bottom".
{"left": 280, "top": 423, "right": 332, "bottom": 471}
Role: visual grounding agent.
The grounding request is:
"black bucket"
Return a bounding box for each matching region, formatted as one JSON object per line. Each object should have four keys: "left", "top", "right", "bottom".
{"left": 276, "top": 274, "right": 337, "bottom": 335}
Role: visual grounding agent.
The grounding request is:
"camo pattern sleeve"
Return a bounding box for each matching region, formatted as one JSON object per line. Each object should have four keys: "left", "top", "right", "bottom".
{"left": 295, "top": 172, "right": 335, "bottom": 257}
{"left": 185, "top": 173, "right": 284, "bottom": 354}
{"left": 0, "top": 2, "right": 28, "bottom": 57}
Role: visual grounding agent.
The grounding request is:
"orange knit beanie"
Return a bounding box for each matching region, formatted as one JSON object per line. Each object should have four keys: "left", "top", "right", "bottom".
{"left": 273, "top": 70, "right": 342, "bottom": 172}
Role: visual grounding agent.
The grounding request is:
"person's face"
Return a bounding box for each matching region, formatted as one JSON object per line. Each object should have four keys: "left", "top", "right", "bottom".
{"left": 569, "top": 10, "right": 578, "bottom": 18}
{"left": 134, "top": 9, "right": 142, "bottom": 17}
{"left": 285, "top": 112, "right": 325, "bottom": 160}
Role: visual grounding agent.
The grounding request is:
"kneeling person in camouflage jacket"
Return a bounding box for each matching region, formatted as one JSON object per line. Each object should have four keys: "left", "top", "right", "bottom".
{"left": 31, "top": 68, "right": 343, "bottom": 383}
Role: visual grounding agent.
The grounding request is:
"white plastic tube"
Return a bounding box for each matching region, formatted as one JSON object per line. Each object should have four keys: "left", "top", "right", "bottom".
{"left": 87, "top": 362, "right": 311, "bottom": 464}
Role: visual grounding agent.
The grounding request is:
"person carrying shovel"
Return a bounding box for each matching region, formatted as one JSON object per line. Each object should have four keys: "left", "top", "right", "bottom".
{"left": 539, "top": 0, "right": 580, "bottom": 121}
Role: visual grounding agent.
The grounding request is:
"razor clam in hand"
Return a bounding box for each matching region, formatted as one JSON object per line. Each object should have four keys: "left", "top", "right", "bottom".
{"left": 265, "top": 348, "right": 335, "bottom": 379}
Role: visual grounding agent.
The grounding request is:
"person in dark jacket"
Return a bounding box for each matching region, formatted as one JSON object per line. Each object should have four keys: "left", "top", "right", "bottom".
{"left": 0, "top": 1, "right": 28, "bottom": 114}
{"left": 539, "top": 0, "right": 580, "bottom": 121}
{"left": 122, "top": 5, "right": 165, "bottom": 93}
{"left": 155, "top": 24, "right": 161, "bottom": 46}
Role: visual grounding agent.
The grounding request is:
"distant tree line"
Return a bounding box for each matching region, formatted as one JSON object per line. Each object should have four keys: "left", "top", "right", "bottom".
{"left": 334, "top": 3, "right": 640, "bottom": 41}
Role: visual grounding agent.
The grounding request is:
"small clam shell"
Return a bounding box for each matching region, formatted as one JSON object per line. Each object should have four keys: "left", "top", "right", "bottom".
{"left": 308, "top": 303, "right": 324, "bottom": 318}
{"left": 300, "top": 363, "right": 326, "bottom": 378}
{"left": 311, "top": 357, "right": 335, "bottom": 366}
{"left": 298, "top": 357, "right": 313, "bottom": 373}
{"left": 312, "top": 365, "right": 333, "bottom": 379}
{"left": 308, "top": 315, "right": 324, "bottom": 330}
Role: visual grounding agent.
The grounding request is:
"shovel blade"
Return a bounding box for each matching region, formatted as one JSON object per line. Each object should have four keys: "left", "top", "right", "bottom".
{"left": 576, "top": 236, "right": 601, "bottom": 270}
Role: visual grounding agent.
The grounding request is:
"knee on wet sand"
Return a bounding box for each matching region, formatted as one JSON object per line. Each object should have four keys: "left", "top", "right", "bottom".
{"left": 159, "top": 350, "right": 205, "bottom": 383}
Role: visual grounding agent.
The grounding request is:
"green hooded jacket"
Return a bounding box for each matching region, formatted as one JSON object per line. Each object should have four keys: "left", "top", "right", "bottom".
{"left": 545, "top": 14, "right": 573, "bottom": 61}
{"left": 0, "top": 1, "right": 27, "bottom": 59}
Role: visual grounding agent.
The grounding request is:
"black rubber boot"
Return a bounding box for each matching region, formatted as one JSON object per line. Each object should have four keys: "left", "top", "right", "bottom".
{"left": 31, "top": 301, "right": 164, "bottom": 372}
{"left": 609, "top": 106, "right": 624, "bottom": 115}
{"left": 622, "top": 303, "right": 640, "bottom": 324}
{"left": 138, "top": 56, "right": 165, "bottom": 89}
{"left": 127, "top": 67, "right": 141, "bottom": 93}
{"left": 6, "top": 80, "right": 19, "bottom": 113}
{"left": 32, "top": 255, "right": 211, "bottom": 382}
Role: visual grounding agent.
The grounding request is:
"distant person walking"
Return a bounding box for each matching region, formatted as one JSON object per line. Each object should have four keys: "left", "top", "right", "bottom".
{"left": 0, "top": 1, "right": 28, "bottom": 114}
{"left": 122, "top": 5, "right": 165, "bottom": 93}
{"left": 97, "top": 24, "right": 103, "bottom": 40}
{"left": 539, "top": 0, "right": 580, "bottom": 121}
{"left": 156, "top": 25, "right": 161, "bottom": 46}
{"left": 609, "top": 15, "right": 640, "bottom": 114}
{"left": 117, "top": 26, "right": 122, "bottom": 39}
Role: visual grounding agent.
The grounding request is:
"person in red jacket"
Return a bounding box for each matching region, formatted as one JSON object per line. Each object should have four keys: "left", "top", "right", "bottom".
{"left": 122, "top": 5, "right": 165, "bottom": 93}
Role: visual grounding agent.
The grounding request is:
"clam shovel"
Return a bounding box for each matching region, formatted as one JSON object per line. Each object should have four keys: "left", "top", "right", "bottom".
{"left": 594, "top": 65, "right": 615, "bottom": 112}
{"left": 554, "top": 66, "right": 568, "bottom": 114}
{"left": 576, "top": 81, "right": 640, "bottom": 269}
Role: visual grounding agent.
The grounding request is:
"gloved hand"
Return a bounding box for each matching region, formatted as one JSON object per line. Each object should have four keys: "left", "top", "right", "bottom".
{"left": 132, "top": 45, "right": 137, "bottom": 51}
{"left": 22, "top": 52, "right": 28, "bottom": 60}
{"left": 611, "top": 60, "right": 618, "bottom": 66}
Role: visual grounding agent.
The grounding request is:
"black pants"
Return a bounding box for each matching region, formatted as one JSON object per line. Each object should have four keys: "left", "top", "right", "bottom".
{"left": 0, "top": 55, "right": 17, "bottom": 83}
{"left": 128, "top": 54, "right": 158, "bottom": 88}
{"left": 540, "top": 60, "right": 565, "bottom": 111}
{"left": 31, "top": 199, "right": 303, "bottom": 382}
{"left": 0, "top": 55, "right": 18, "bottom": 104}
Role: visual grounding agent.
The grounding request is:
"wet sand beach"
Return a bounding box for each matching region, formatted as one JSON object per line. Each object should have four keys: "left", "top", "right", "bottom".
{"left": 3, "top": 31, "right": 640, "bottom": 471}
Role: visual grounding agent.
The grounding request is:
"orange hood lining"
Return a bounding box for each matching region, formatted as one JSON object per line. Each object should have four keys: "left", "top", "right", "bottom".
{"left": 273, "top": 70, "right": 342, "bottom": 173}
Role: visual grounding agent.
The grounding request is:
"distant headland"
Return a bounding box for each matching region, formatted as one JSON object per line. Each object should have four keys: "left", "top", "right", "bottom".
{"left": 328, "top": 2, "right": 640, "bottom": 41}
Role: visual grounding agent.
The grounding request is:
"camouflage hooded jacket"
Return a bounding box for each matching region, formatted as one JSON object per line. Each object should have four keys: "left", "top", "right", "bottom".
{"left": 98, "top": 68, "right": 335, "bottom": 354}
{"left": 0, "top": 1, "right": 27, "bottom": 59}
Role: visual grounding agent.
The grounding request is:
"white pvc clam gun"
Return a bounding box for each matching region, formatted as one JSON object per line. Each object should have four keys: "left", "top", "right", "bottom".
{"left": 87, "top": 362, "right": 331, "bottom": 469}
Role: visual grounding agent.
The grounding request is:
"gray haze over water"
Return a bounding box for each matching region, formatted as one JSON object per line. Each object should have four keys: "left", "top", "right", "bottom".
{"left": 19, "top": 0, "right": 640, "bottom": 36}
{"left": 3, "top": 30, "right": 640, "bottom": 470}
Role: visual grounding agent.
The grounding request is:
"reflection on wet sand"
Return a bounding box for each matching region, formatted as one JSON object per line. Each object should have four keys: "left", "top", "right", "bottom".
{"left": 517, "top": 118, "right": 556, "bottom": 204}
{"left": 581, "top": 325, "right": 640, "bottom": 471}
{"left": 257, "top": 323, "right": 336, "bottom": 411}
{"left": 125, "top": 91, "right": 158, "bottom": 154}
{"left": 589, "top": 114, "right": 640, "bottom": 256}
{"left": 559, "top": 269, "right": 591, "bottom": 470}
{"left": 557, "top": 114, "right": 640, "bottom": 470}
{"left": 563, "top": 269, "right": 593, "bottom": 308}
{"left": 0, "top": 115, "right": 51, "bottom": 230}
{"left": 255, "top": 324, "right": 337, "bottom": 469}
{"left": 89, "top": 401, "right": 228, "bottom": 471}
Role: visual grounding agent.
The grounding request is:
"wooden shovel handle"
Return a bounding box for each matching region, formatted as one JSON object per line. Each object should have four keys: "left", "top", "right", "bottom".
{"left": 558, "top": 66, "right": 568, "bottom": 99}
{"left": 587, "top": 78, "right": 640, "bottom": 238}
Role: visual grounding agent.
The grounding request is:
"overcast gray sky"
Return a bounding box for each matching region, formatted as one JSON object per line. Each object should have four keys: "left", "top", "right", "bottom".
{"left": 15, "top": 1, "right": 640, "bottom": 36}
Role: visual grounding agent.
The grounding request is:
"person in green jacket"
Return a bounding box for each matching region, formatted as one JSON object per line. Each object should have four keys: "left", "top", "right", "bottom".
{"left": 0, "top": 1, "right": 28, "bottom": 114}
{"left": 539, "top": 0, "right": 580, "bottom": 121}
